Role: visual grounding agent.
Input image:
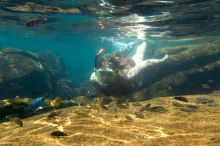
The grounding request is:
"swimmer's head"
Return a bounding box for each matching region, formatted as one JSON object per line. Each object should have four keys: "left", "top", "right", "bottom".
{"left": 98, "top": 54, "right": 135, "bottom": 70}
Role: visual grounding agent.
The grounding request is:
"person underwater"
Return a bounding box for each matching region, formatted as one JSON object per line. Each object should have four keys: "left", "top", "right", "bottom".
{"left": 90, "top": 42, "right": 168, "bottom": 96}
{"left": 93, "top": 48, "right": 119, "bottom": 87}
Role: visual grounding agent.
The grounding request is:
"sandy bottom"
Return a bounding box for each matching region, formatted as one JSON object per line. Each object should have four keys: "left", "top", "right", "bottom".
{"left": 0, "top": 94, "right": 220, "bottom": 146}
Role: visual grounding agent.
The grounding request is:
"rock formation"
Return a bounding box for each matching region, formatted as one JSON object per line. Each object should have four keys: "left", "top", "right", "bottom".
{"left": 0, "top": 48, "right": 76, "bottom": 99}
{"left": 133, "top": 39, "right": 220, "bottom": 99}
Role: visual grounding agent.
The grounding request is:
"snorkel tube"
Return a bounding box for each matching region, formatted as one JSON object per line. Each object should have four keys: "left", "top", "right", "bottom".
{"left": 95, "top": 48, "right": 105, "bottom": 69}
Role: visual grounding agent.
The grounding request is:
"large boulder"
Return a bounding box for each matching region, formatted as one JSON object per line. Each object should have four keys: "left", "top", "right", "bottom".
{"left": 0, "top": 48, "right": 76, "bottom": 99}
{"left": 132, "top": 39, "right": 220, "bottom": 99}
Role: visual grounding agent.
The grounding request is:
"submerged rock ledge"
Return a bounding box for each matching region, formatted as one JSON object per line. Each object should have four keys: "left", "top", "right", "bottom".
{"left": 133, "top": 39, "right": 220, "bottom": 99}
{"left": 0, "top": 94, "right": 219, "bottom": 146}
{"left": 0, "top": 48, "right": 76, "bottom": 99}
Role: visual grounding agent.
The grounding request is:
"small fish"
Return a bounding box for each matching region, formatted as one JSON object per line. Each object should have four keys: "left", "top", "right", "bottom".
{"left": 26, "top": 17, "right": 47, "bottom": 27}
{"left": 50, "top": 130, "right": 68, "bottom": 137}
{"left": 30, "top": 97, "right": 45, "bottom": 112}
{"left": 174, "top": 96, "right": 188, "bottom": 103}
{"left": 50, "top": 96, "right": 61, "bottom": 108}
{"left": 47, "top": 111, "right": 61, "bottom": 119}
{"left": 7, "top": 116, "right": 23, "bottom": 127}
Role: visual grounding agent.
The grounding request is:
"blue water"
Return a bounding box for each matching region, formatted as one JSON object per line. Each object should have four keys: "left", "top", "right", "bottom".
{"left": 0, "top": 0, "right": 219, "bottom": 85}
{"left": 0, "top": 28, "right": 197, "bottom": 85}
{"left": 0, "top": 27, "right": 115, "bottom": 85}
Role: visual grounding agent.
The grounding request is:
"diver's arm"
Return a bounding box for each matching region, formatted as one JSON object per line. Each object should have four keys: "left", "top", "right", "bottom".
{"left": 127, "top": 54, "right": 168, "bottom": 79}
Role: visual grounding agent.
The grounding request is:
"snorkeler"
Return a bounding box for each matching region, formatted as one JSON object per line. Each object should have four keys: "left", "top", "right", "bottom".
{"left": 90, "top": 42, "right": 168, "bottom": 96}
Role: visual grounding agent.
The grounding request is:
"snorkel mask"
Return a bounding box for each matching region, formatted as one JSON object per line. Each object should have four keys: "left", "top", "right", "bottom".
{"left": 95, "top": 68, "right": 115, "bottom": 84}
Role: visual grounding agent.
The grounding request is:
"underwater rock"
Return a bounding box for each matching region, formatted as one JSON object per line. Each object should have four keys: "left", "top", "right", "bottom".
{"left": 125, "top": 115, "right": 133, "bottom": 122}
{"left": 134, "top": 39, "right": 220, "bottom": 99}
{"left": 139, "top": 103, "right": 151, "bottom": 112}
{"left": 0, "top": 48, "right": 77, "bottom": 99}
{"left": 47, "top": 111, "right": 61, "bottom": 119}
{"left": 8, "top": 116, "right": 23, "bottom": 127}
{"left": 172, "top": 99, "right": 199, "bottom": 112}
{"left": 7, "top": 2, "right": 80, "bottom": 14}
{"left": 148, "top": 106, "right": 167, "bottom": 113}
{"left": 134, "top": 112, "right": 144, "bottom": 119}
{"left": 0, "top": 98, "right": 30, "bottom": 119}
{"left": 179, "top": 105, "right": 198, "bottom": 112}
{"left": 195, "top": 97, "right": 214, "bottom": 104}
{"left": 58, "top": 100, "right": 78, "bottom": 108}
{"left": 139, "top": 104, "right": 167, "bottom": 113}
{"left": 77, "top": 81, "right": 97, "bottom": 98}
{"left": 172, "top": 100, "right": 186, "bottom": 107}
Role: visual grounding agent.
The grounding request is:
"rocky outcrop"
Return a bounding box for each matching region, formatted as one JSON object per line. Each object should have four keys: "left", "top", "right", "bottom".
{"left": 0, "top": 48, "right": 76, "bottom": 99}
{"left": 133, "top": 39, "right": 220, "bottom": 99}
{"left": 7, "top": 2, "right": 80, "bottom": 14}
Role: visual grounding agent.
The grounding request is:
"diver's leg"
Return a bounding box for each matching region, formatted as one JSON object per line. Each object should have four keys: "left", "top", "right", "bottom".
{"left": 127, "top": 54, "right": 168, "bottom": 79}
{"left": 132, "top": 42, "right": 147, "bottom": 64}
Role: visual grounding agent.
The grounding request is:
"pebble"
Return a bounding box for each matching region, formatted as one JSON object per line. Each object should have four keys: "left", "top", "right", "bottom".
{"left": 125, "top": 115, "right": 133, "bottom": 122}
{"left": 139, "top": 103, "right": 151, "bottom": 112}
{"left": 132, "top": 102, "right": 141, "bottom": 107}
{"left": 172, "top": 100, "right": 185, "bottom": 107}
{"left": 179, "top": 105, "right": 198, "bottom": 112}
{"left": 196, "top": 97, "right": 214, "bottom": 104}
{"left": 134, "top": 112, "right": 145, "bottom": 119}
{"left": 47, "top": 111, "right": 61, "bottom": 119}
{"left": 140, "top": 104, "right": 167, "bottom": 113}
{"left": 149, "top": 106, "right": 167, "bottom": 113}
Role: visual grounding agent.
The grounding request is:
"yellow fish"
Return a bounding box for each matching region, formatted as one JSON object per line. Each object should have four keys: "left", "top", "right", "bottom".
{"left": 50, "top": 96, "right": 61, "bottom": 108}
{"left": 1, "top": 99, "right": 13, "bottom": 106}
